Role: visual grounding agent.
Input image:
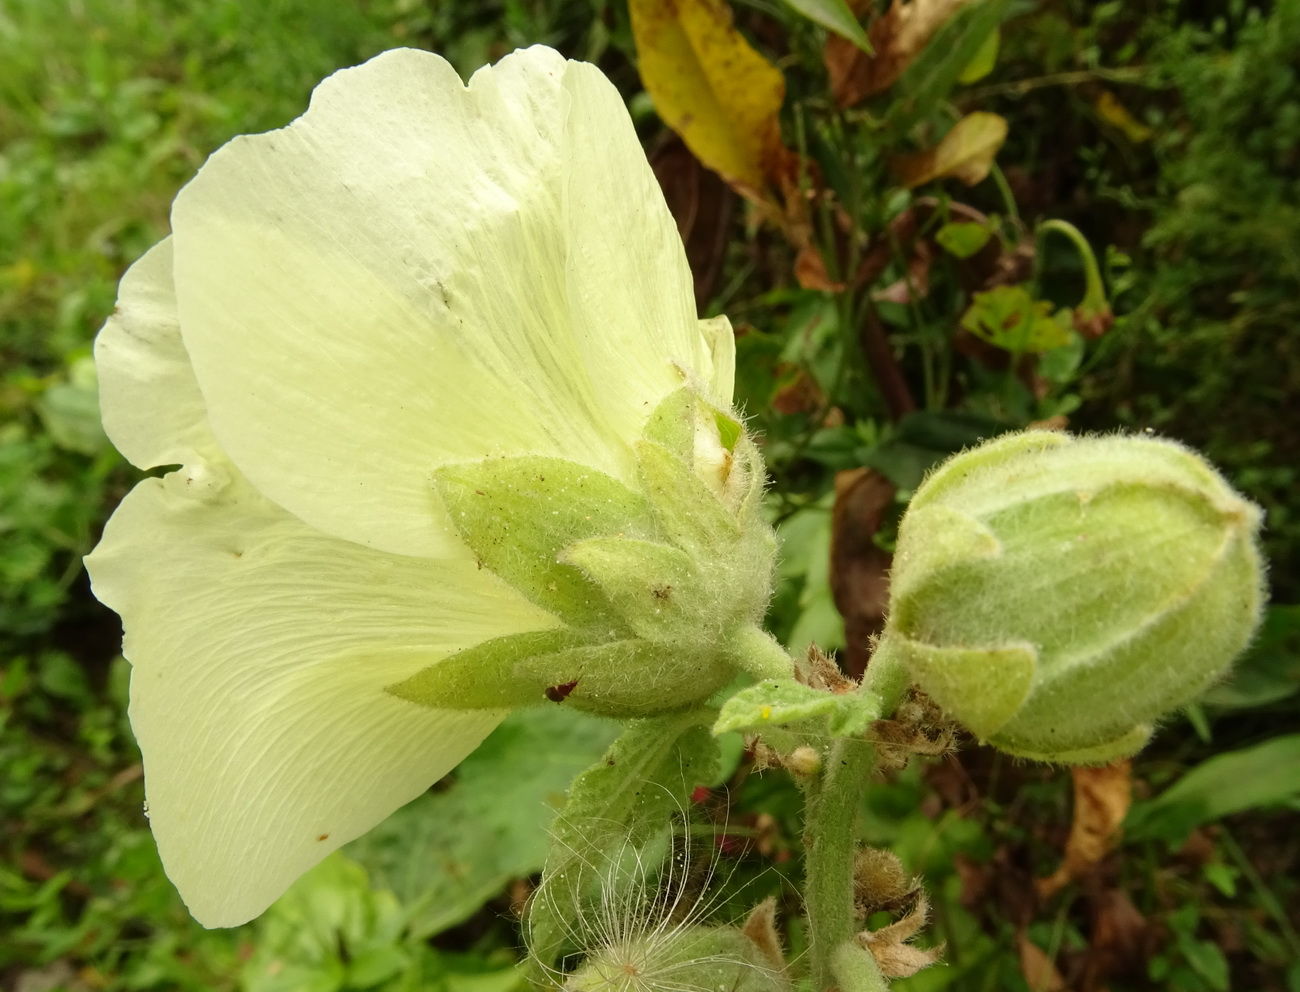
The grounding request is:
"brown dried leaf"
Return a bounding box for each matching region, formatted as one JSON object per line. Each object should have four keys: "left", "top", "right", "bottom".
{"left": 830, "top": 468, "right": 895, "bottom": 679}
{"left": 1038, "top": 760, "right": 1132, "bottom": 900}
{"left": 1018, "top": 931, "right": 1067, "bottom": 992}
{"left": 794, "top": 243, "right": 846, "bottom": 291}
{"left": 827, "top": 0, "right": 981, "bottom": 107}
{"left": 892, "top": 111, "right": 1008, "bottom": 189}
{"left": 872, "top": 240, "right": 934, "bottom": 303}
{"left": 650, "top": 136, "right": 736, "bottom": 310}
{"left": 1086, "top": 889, "right": 1150, "bottom": 983}
{"left": 858, "top": 891, "right": 944, "bottom": 979}
{"left": 741, "top": 897, "right": 788, "bottom": 971}
{"left": 630, "top": 0, "right": 788, "bottom": 203}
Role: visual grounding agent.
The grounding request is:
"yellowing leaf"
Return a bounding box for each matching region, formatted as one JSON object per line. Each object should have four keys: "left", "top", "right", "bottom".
{"left": 630, "top": 0, "right": 788, "bottom": 199}
{"left": 1096, "top": 90, "right": 1154, "bottom": 143}
{"left": 960, "top": 285, "right": 1070, "bottom": 353}
{"left": 892, "top": 111, "right": 1008, "bottom": 188}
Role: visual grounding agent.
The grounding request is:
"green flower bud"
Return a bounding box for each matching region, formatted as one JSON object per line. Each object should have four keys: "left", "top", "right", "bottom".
{"left": 566, "top": 924, "right": 787, "bottom": 992}
{"left": 879, "top": 431, "right": 1265, "bottom": 763}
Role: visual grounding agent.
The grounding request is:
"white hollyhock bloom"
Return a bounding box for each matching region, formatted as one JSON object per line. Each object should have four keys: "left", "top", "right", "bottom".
{"left": 85, "top": 46, "right": 741, "bottom": 928}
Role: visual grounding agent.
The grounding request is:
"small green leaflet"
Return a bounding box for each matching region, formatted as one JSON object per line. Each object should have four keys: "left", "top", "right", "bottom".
{"left": 781, "top": 0, "right": 873, "bottom": 54}
{"left": 714, "top": 678, "right": 882, "bottom": 737}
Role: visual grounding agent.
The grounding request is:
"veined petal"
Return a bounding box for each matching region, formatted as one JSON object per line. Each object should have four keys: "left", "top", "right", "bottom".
{"left": 85, "top": 462, "right": 559, "bottom": 927}
{"left": 169, "top": 46, "right": 713, "bottom": 557}
{"left": 94, "top": 238, "right": 216, "bottom": 470}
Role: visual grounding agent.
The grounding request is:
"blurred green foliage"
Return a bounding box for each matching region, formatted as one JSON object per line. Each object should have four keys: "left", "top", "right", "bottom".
{"left": 1, "top": 0, "right": 1296, "bottom": 990}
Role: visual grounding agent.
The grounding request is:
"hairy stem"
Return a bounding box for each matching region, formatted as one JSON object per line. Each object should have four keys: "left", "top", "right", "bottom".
{"left": 803, "top": 736, "right": 883, "bottom": 992}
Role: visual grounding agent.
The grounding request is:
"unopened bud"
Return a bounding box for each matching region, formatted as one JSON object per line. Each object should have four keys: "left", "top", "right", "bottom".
{"left": 879, "top": 431, "right": 1265, "bottom": 763}
{"left": 566, "top": 924, "right": 787, "bottom": 992}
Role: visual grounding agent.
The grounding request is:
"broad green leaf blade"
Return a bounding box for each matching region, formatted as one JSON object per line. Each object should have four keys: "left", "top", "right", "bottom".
{"left": 782, "top": 0, "right": 873, "bottom": 54}
{"left": 345, "top": 708, "right": 620, "bottom": 939}
{"left": 1126, "top": 734, "right": 1300, "bottom": 843}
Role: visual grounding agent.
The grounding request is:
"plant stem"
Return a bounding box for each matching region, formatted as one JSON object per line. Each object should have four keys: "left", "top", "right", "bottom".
{"left": 803, "top": 735, "right": 884, "bottom": 992}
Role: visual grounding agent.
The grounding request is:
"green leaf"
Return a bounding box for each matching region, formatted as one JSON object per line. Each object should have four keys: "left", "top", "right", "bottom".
{"left": 887, "top": 0, "right": 1013, "bottom": 137}
{"left": 1201, "top": 604, "right": 1300, "bottom": 708}
{"left": 957, "top": 24, "right": 1000, "bottom": 84}
{"left": 241, "top": 854, "right": 409, "bottom": 992}
{"left": 714, "top": 679, "right": 882, "bottom": 737}
{"left": 344, "top": 708, "right": 620, "bottom": 939}
{"left": 935, "top": 220, "right": 994, "bottom": 259}
{"left": 780, "top": 0, "right": 873, "bottom": 54}
{"left": 527, "top": 711, "right": 719, "bottom": 971}
{"left": 1126, "top": 734, "right": 1300, "bottom": 843}
{"left": 434, "top": 456, "right": 659, "bottom": 627}
{"left": 960, "top": 285, "right": 1071, "bottom": 353}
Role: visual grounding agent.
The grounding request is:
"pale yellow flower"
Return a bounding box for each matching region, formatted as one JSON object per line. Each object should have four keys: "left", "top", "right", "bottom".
{"left": 86, "top": 46, "right": 735, "bottom": 927}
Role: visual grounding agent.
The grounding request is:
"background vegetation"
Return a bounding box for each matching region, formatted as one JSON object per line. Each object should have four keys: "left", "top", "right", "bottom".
{"left": 1, "top": 0, "right": 1296, "bottom": 990}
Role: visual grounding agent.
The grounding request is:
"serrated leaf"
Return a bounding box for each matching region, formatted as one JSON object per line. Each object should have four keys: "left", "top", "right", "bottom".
{"left": 960, "top": 285, "right": 1071, "bottom": 352}
{"left": 344, "top": 708, "right": 620, "bottom": 940}
{"left": 714, "top": 678, "right": 881, "bottom": 736}
{"left": 782, "top": 0, "right": 873, "bottom": 54}
{"left": 892, "top": 111, "right": 1008, "bottom": 189}
{"left": 630, "top": 0, "right": 789, "bottom": 200}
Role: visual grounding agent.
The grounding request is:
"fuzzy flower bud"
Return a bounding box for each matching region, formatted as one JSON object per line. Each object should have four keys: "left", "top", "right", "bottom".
{"left": 879, "top": 431, "right": 1265, "bottom": 763}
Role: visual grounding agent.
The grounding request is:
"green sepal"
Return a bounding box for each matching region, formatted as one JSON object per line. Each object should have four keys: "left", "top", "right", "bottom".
{"left": 889, "top": 504, "right": 1001, "bottom": 619}
{"left": 559, "top": 536, "right": 712, "bottom": 642}
{"left": 641, "top": 387, "right": 696, "bottom": 460}
{"left": 433, "top": 456, "right": 659, "bottom": 628}
{"left": 386, "top": 627, "right": 600, "bottom": 710}
{"left": 713, "top": 409, "right": 742, "bottom": 452}
{"left": 527, "top": 712, "right": 720, "bottom": 972}
{"left": 635, "top": 438, "right": 741, "bottom": 554}
{"left": 887, "top": 634, "right": 1036, "bottom": 741}
{"left": 389, "top": 630, "right": 736, "bottom": 718}
{"left": 714, "top": 679, "right": 882, "bottom": 738}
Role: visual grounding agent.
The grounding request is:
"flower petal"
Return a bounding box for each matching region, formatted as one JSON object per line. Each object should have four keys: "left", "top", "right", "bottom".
{"left": 169, "top": 46, "right": 712, "bottom": 556}
{"left": 85, "top": 461, "right": 559, "bottom": 927}
{"left": 94, "top": 238, "right": 216, "bottom": 470}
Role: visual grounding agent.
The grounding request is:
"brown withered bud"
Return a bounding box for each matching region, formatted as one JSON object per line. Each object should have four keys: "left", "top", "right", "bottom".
{"left": 853, "top": 846, "right": 916, "bottom": 919}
